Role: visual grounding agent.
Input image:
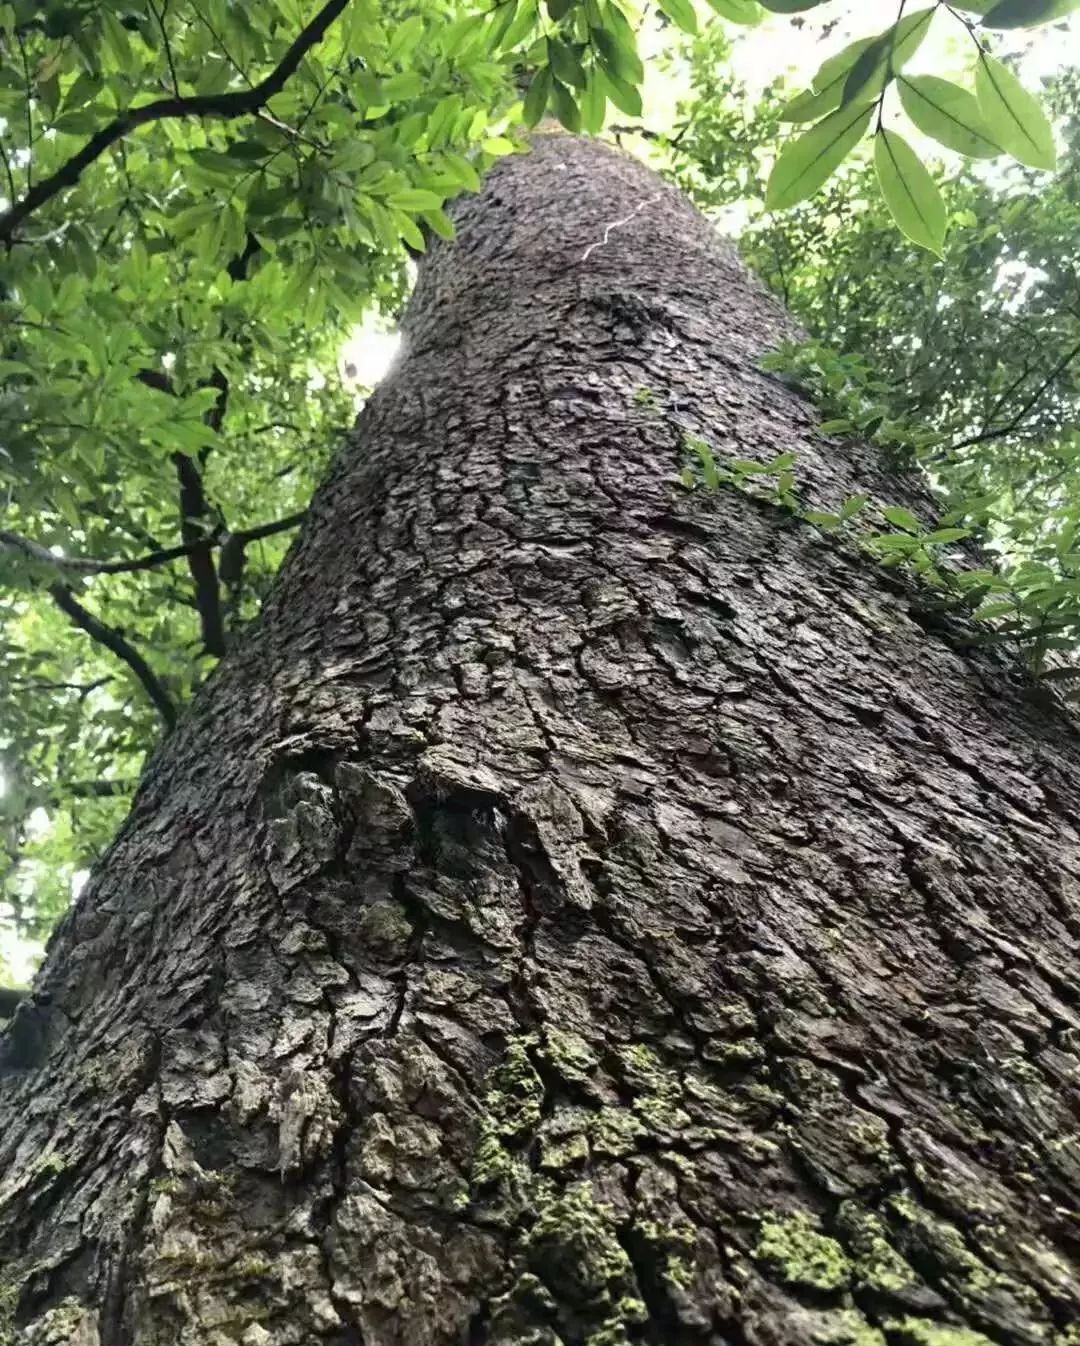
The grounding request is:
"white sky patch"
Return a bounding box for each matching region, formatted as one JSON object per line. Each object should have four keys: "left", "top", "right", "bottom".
{"left": 340, "top": 312, "right": 402, "bottom": 391}
{"left": 338, "top": 261, "right": 413, "bottom": 391}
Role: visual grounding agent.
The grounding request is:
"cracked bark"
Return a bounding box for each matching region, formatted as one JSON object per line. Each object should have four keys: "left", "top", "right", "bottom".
{"left": 2, "top": 133, "right": 1079, "bottom": 1346}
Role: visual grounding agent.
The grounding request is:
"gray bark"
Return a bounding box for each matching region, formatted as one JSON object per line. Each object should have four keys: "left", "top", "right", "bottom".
{"left": 1, "top": 132, "right": 1079, "bottom": 1346}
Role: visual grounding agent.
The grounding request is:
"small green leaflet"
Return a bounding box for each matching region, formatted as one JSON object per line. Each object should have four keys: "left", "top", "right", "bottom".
{"left": 786, "top": 10, "right": 930, "bottom": 125}
{"left": 881, "top": 505, "right": 923, "bottom": 533}
{"left": 897, "top": 74, "right": 1001, "bottom": 158}
{"left": 552, "top": 79, "right": 582, "bottom": 133}
{"left": 658, "top": 0, "right": 698, "bottom": 32}
{"left": 923, "top": 527, "right": 971, "bottom": 544}
{"left": 596, "top": 67, "right": 642, "bottom": 117}
{"left": 548, "top": 38, "right": 586, "bottom": 89}
{"left": 387, "top": 188, "right": 444, "bottom": 211}
{"left": 766, "top": 101, "right": 874, "bottom": 210}
{"left": 982, "top": 0, "right": 1080, "bottom": 26}
{"left": 840, "top": 8, "right": 935, "bottom": 108}
{"left": 782, "top": 36, "right": 876, "bottom": 123}
{"left": 840, "top": 494, "right": 868, "bottom": 521}
{"left": 874, "top": 128, "right": 946, "bottom": 255}
{"left": 580, "top": 72, "right": 607, "bottom": 133}
{"left": 975, "top": 54, "right": 1056, "bottom": 171}
{"left": 524, "top": 66, "right": 552, "bottom": 127}
{"left": 705, "top": 0, "right": 761, "bottom": 21}
{"left": 758, "top": 0, "right": 828, "bottom": 9}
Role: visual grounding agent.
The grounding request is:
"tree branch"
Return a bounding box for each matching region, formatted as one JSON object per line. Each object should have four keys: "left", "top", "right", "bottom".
{"left": 1, "top": 528, "right": 198, "bottom": 574}
{"left": 232, "top": 510, "right": 307, "bottom": 546}
{"left": 1, "top": 511, "right": 306, "bottom": 578}
{"left": 0, "top": 0, "right": 350, "bottom": 244}
{"left": 949, "top": 338, "right": 1080, "bottom": 454}
{"left": 172, "top": 451, "right": 226, "bottom": 657}
{"left": 48, "top": 585, "right": 177, "bottom": 730}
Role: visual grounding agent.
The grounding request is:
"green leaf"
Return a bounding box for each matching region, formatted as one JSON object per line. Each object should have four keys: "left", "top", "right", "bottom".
{"left": 840, "top": 8, "right": 935, "bottom": 107}
{"left": 923, "top": 527, "right": 971, "bottom": 544}
{"left": 982, "top": 0, "right": 1080, "bottom": 27}
{"left": 788, "top": 30, "right": 897, "bottom": 124}
{"left": 870, "top": 532, "right": 924, "bottom": 551}
{"left": 897, "top": 74, "right": 1002, "bottom": 158}
{"left": 705, "top": 0, "right": 762, "bottom": 21}
{"left": 658, "top": 0, "right": 699, "bottom": 34}
{"left": 388, "top": 189, "right": 444, "bottom": 211}
{"left": 881, "top": 505, "right": 923, "bottom": 533}
{"left": 765, "top": 101, "right": 875, "bottom": 210}
{"left": 523, "top": 65, "right": 552, "bottom": 127}
{"left": 593, "top": 4, "right": 645, "bottom": 84}
{"left": 548, "top": 38, "right": 587, "bottom": 89}
{"left": 52, "top": 109, "right": 102, "bottom": 136}
{"left": 781, "top": 84, "right": 845, "bottom": 124}
{"left": 500, "top": 0, "right": 538, "bottom": 45}
{"left": 873, "top": 128, "right": 946, "bottom": 256}
{"left": 100, "top": 10, "right": 134, "bottom": 73}
{"left": 840, "top": 494, "right": 869, "bottom": 521}
{"left": 883, "top": 7, "right": 936, "bottom": 71}
{"left": 759, "top": 0, "right": 827, "bottom": 9}
{"left": 596, "top": 67, "right": 642, "bottom": 118}
{"left": 552, "top": 79, "right": 582, "bottom": 133}
{"left": 421, "top": 208, "right": 456, "bottom": 241}
{"left": 580, "top": 71, "right": 607, "bottom": 134}
{"left": 975, "top": 54, "right": 1056, "bottom": 171}
{"left": 810, "top": 36, "right": 875, "bottom": 95}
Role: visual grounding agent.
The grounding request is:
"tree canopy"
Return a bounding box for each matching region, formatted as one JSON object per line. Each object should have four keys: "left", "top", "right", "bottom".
{"left": 0, "top": 0, "right": 1077, "bottom": 974}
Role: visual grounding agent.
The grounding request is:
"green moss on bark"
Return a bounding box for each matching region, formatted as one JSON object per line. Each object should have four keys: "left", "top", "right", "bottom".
{"left": 753, "top": 1212, "right": 852, "bottom": 1293}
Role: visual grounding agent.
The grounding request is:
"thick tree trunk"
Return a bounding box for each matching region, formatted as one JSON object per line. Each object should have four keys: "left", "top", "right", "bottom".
{"left": 2, "top": 133, "right": 1079, "bottom": 1346}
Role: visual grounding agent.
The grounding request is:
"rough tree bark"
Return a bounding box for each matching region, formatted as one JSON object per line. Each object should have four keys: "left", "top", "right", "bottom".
{"left": 2, "top": 133, "right": 1079, "bottom": 1346}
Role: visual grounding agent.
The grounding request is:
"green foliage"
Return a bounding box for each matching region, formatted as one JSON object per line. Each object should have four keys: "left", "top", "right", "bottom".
{"left": 665, "top": 37, "right": 1080, "bottom": 679}
{"left": 873, "top": 127, "right": 946, "bottom": 256}
{"left": 764, "top": 1, "right": 1067, "bottom": 250}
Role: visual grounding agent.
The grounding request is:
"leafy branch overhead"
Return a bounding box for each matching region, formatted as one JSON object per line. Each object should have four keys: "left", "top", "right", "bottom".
{"left": 761, "top": 0, "right": 1070, "bottom": 252}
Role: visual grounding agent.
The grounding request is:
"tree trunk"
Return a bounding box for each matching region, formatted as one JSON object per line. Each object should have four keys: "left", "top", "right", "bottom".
{"left": 2, "top": 132, "right": 1079, "bottom": 1346}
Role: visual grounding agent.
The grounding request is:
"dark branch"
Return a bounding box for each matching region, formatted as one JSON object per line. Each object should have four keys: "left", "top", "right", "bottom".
{"left": 232, "top": 510, "right": 307, "bottom": 546}
{"left": 0, "top": 0, "right": 350, "bottom": 244}
{"left": 172, "top": 452, "right": 226, "bottom": 657}
{"left": 48, "top": 585, "right": 177, "bottom": 730}
{"left": 1, "top": 529, "right": 198, "bottom": 574}
{"left": 1, "top": 511, "right": 306, "bottom": 578}
{"left": 949, "top": 339, "right": 1080, "bottom": 454}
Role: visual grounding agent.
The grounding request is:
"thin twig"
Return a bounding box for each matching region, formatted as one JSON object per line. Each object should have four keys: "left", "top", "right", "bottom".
{"left": 949, "top": 338, "right": 1080, "bottom": 453}
{"left": 149, "top": 0, "right": 181, "bottom": 97}
{"left": 48, "top": 584, "right": 177, "bottom": 729}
